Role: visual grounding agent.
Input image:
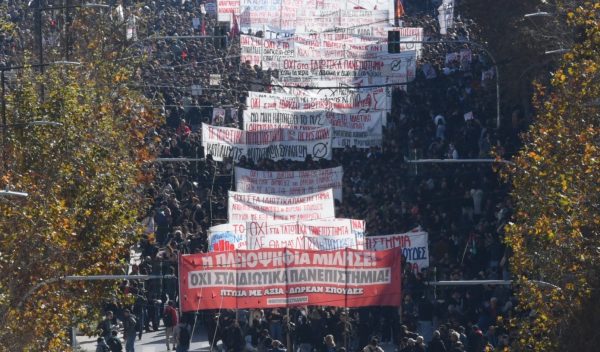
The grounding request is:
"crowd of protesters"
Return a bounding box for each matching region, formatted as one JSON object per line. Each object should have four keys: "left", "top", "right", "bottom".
{"left": 0, "top": 0, "right": 529, "bottom": 351}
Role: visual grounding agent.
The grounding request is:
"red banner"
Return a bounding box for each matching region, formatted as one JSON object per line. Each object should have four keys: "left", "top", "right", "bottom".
{"left": 179, "top": 248, "right": 402, "bottom": 311}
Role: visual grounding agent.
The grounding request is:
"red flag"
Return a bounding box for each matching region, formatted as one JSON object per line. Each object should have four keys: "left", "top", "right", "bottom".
{"left": 200, "top": 19, "right": 206, "bottom": 36}
{"left": 395, "top": 0, "right": 405, "bottom": 18}
{"left": 230, "top": 15, "right": 239, "bottom": 38}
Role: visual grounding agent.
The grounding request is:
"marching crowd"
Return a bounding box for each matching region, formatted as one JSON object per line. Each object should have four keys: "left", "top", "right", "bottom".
{"left": 0, "top": 0, "right": 527, "bottom": 351}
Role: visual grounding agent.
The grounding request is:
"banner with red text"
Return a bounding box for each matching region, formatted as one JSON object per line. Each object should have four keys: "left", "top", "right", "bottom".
{"left": 275, "top": 52, "right": 417, "bottom": 85}
{"left": 179, "top": 247, "right": 402, "bottom": 310}
{"left": 235, "top": 166, "right": 344, "bottom": 201}
{"left": 245, "top": 218, "right": 366, "bottom": 250}
{"left": 242, "top": 110, "right": 383, "bottom": 148}
{"left": 365, "top": 231, "right": 429, "bottom": 272}
{"left": 202, "top": 123, "right": 332, "bottom": 162}
{"left": 247, "top": 88, "right": 389, "bottom": 112}
{"left": 208, "top": 217, "right": 363, "bottom": 251}
{"left": 228, "top": 189, "right": 335, "bottom": 223}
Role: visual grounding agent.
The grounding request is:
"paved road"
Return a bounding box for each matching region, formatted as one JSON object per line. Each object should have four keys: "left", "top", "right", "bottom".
{"left": 77, "top": 325, "right": 213, "bottom": 352}
{"left": 77, "top": 325, "right": 398, "bottom": 351}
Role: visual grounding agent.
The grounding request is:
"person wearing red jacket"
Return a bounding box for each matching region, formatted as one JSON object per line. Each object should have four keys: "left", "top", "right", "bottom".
{"left": 164, "top": 301, "right": 179, "bottom": 351}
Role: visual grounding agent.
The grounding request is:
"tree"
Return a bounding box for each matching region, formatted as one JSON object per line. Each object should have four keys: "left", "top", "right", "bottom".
{"left": 0, "top": 7, "right": 160, "bottom": 352}
{"left": 502, "top": 3, "right": 600, "bottom": 351}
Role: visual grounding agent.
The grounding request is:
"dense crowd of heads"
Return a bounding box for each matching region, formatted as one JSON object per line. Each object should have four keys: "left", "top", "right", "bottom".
{"left": 1, "top": 0, "right": 527, "bottom": 350}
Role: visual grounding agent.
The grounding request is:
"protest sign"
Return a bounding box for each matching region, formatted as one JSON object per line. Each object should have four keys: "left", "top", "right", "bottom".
{"left": 212, "top": 108, "right": 226, "bottom": 125}
{"left": 242, "top": 109, "right": 330, "bottom": 131}
{"left": 276, "top": 54, "right": 415, "bottom": 80}
{"left": 235, "top": 166, "right": 344, "bottom": 201}
{"left": 365, "top": 231, "right": 429, "bottom": 272}
{"left": 179, "top": 247, "right": 403, "bottom": 310}
{"left": 242, "top": 109, "right": 382, "bottom": 148}
{"left": 247, "top": 88, "right": 389, "bottom": 112}
{"left": 208, "top": 223, "right": 248, "bottom": 251}
{"left": 275, "top": 51, "right": 417, "bottom": 86}
{"left": 327, "top": 111, "right": 383, "bottom": 148}
{"left": 217, "top": 0, "right": 239, "bottom": 16}
{"left": 202, "top": 123, "right": 333, "bottom": 162}
{"left": 201, "top": 123, "right": 245, "bottom": 162}
{"left": 438, "top": 0, "right": 454, "bottom": 35}
{"left": 246, "top": 232, "right": 362, "bottom": 250}
{"left": 208, "top": 218, "right": 364, "bottom": 251}
{"left": 228, "top": 189, "right": 335, "bottom": 223}
{"left": 246, "top": 218, "right": 365, "bottom": 251}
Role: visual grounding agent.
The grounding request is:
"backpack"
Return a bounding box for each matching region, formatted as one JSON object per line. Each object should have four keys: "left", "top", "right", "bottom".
{"left": 163, "top": 309, "right": 174, "bottom": 327}
{"left": 179, "top": 324, "right": 191, "bottom": 345}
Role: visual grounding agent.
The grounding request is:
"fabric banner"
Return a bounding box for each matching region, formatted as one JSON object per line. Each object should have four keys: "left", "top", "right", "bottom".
{"left": 228, "top": 189, "right": 335, "bottom": 223}
{"left": 241, "top": 34, "right": 412, "bottom": 69}
{"left": 208, "top": 218, "right": 364, "bottom": 251}
{"left": 438, "top": 0, "right": 454, "bottom": 35}
{"left": 247, "top": 88, "right": 389, "bottom": 112}
{"left": 208, "top": 223, "right": 247, "bottom": 251}
{"left": 275, "top": 52, "right": 417, "bottom": 86}
{"left": 218, "top": 0, "right": 240, "bottom": 16}
{"left": 242, "top": 110, "right": 382, "bottom": 149}
{"left": 246, "top": 219, "right": 366, "bottom": 250}
{"left": 234, "top": 166, "right": 344, "bottom": 201}
{"left": 202, "top": 123, "right": 333, "bottom": 162}
{"left": 365, "top": 231, "right": 429, "bottom": 272}
{"left": 179, "top": 247, "right": 403, "bottom": 310}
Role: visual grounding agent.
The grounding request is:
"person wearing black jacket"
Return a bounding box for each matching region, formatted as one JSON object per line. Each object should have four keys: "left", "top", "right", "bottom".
{"left": 428, "top": 330, "right": 447, "bottom": 352}
{"left": 107, "top": 330, "right": 123, "bottom": 352}
{"left": 222, "top": 320, "right": 245, "bottom": 352}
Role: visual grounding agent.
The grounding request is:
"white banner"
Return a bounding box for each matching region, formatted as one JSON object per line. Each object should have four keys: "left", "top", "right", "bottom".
{"left": 243, "top": 109, "right": 382, "bottom": 149}
{"left": 276, "top": 52, "right": 417, "bottom": 85}
{"left": 246, "top": 218, "right": 365, "bottom": 250}
{"left": 438, "top": 0, "right": 454, "bottom": 35}
{"left": 242, "top": 109, "right": 330, "bottom": 131}
{"left": 294, "top": 9, "right": 390, "bottom": 34}
{"left": 247, "top": 88, "right": 389, "bottom": 112}
{"left": 235, "top": 166, "right": 344, "bottom": 201}
{"left": 365, "top": 231, "right": 429, "bottom": 271}
{"left": 228, "top": 189, "right": 335, "bottom": 223}
{"left": 239, "top": 2, "right": 389, "bottom": 33}
{"left": 242, "top": 33, "right": 421, "bottom": 69}
{"left": 207, "top": 223, "right": 247, "bottom": 251}
{"left": 202, "top": 123, "right": 332, "bottom": 162}
{"left": 218, "top": 0, "right": 240, "bottom": 16}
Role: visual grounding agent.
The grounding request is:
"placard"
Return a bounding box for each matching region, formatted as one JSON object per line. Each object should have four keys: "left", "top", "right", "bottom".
{"left": 179, "top": 247, "right": 403, "bottom": 310}
{"left": 235, "top": 166, "right": 344, "bottom": 201}
{"left": 202, "top": 123, "right": 333, "bottom": 162}
{"left": 228, "top": 189, "right": 335, "bottom": 223}
{"left": 365, "top": 231, "right": 429, "bottom": 272}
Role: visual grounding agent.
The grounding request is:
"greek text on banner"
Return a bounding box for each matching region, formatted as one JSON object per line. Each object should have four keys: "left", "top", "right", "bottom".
{"left": 178, "top": 247, "right": 402, "bottom": 310}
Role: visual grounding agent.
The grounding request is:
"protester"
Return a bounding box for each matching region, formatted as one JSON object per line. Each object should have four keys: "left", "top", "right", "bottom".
{"left": 122, "top": 309, "right": 137, "bottom": 352}
{"left": 106, "top": 330, "right": 123, "bottom": 352}
{"left": 96, "top": 337, "right": 111, "bottom": 352}
{"left": 320, "top": 334, "right": 337, "bottom": 352}
{"left": 363, "top": 337, "right": 384, "bottom": 352}
{"left": 163, "top": 300, "right": 179, "bottom": 351}
{"left": 97, "top": 311, "right": 114, "bottom": 341}
{"left": 173, "top": 318, "right": 193, "bottom": 352}
{"left": 0, "top": 0, "right": 524, "bottom": 350}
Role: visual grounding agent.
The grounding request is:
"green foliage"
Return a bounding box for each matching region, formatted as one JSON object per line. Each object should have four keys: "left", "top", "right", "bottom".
{"left": 502, "top": 3, "right": 600, "bottom": 351}
{"left": 0, "top": 26, "right": 160, "bottom": 352}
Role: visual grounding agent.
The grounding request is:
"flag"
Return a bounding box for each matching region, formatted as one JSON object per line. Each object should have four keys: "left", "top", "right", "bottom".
{"left": 438, "top": 0, "right": 454, "bottom": 35}
{"left": 230, "top": 15, "right": 239, "bottom": 38}
{"left": 395, "top": 0, "right": 405, "bottom": 18}
{"left": 200, "top": 19, "right": 207, "bottom": 35}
